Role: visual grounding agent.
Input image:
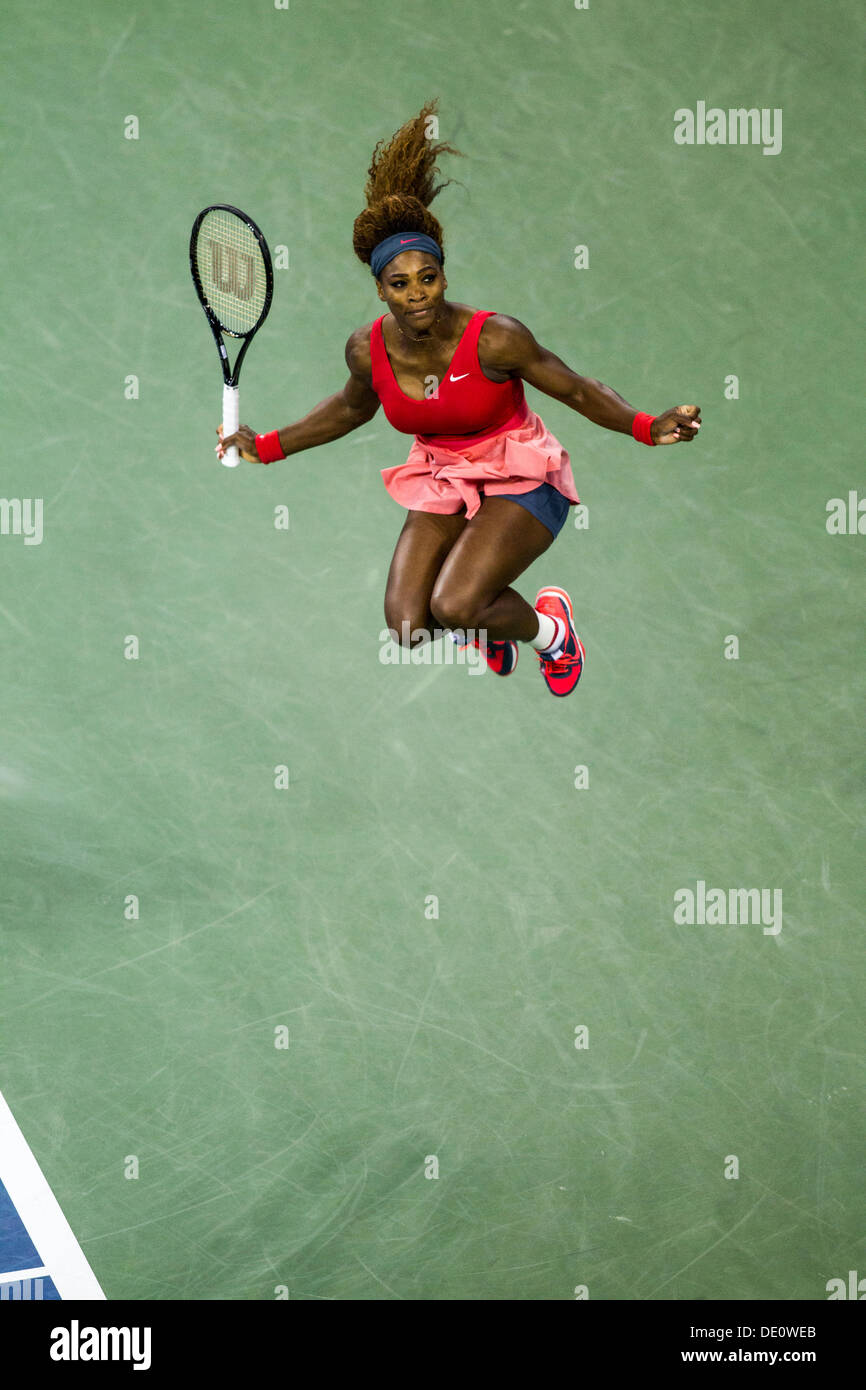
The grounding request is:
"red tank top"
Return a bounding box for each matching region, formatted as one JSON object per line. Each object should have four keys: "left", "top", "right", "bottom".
{"left": 369, "top": 309, "right": 527, "bottom": 444}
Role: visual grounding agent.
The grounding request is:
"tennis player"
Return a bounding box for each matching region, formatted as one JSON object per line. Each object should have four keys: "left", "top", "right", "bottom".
{"left": 218, "top": 101, "right": 701, "bottom": 696}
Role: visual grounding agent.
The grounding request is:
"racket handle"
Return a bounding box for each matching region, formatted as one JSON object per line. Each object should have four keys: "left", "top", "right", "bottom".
{"left": 222, "top": 384, "right": 240, "bottom": 468}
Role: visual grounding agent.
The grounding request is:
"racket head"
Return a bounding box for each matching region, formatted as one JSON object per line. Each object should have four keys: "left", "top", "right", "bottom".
{"left": 189, "top": 204, "right": 273, "bottom": 344}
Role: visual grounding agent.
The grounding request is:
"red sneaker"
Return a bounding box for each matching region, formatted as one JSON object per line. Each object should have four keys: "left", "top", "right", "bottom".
{"left": 534, "top": 587, "right": 585, "bottom": 696}
{"left": 453, "top": 634, "right": 519, "bottom": 676}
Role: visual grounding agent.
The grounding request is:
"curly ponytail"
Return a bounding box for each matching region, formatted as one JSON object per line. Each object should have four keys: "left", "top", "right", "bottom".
{"left": 352, "top": 99, "right": 462, "bottom": 271}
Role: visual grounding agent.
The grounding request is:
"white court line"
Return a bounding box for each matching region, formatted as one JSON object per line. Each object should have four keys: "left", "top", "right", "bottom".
{"left": 0, "top": 1265, "right": 48, "bottom": 1282}
{"left": 0, "top": 1090, "right": 105, "bottom": 1299}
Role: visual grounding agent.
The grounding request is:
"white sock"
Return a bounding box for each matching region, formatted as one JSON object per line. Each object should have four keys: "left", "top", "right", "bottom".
{"left": 530, "top": 611, "right": 566, "bottom": 656}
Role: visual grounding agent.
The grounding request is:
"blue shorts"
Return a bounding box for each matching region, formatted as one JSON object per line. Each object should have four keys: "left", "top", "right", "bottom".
{"left": 490, "top": 481, "right": 571, "bottom": 539}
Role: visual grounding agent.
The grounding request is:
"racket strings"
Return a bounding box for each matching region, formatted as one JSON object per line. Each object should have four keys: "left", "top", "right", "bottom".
{"left": 194, "top": 209, "right": 268, "bottom": 335}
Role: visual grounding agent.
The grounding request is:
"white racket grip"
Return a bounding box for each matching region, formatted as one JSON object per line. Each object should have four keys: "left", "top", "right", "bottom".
{"left": 222, "top": 384, "right": 240, "bottom": 468}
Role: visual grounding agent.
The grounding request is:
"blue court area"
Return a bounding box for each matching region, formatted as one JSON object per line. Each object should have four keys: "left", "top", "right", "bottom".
{"left": 1, "top": 0, "right": 863, "bottom": 1300}
{"left": 0, "top": 1178, "right": 60, "bottom": 1300}
{"left": 0, "top": 1095, "right": 102, "bottom": 1299}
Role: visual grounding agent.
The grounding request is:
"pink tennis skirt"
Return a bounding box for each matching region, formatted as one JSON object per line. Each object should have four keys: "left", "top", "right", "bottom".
{"left": 380, "top": 407, "right": 580, "bottom": 520}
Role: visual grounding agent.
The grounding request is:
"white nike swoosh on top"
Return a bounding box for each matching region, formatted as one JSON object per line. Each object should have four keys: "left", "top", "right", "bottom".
{"left": 449, "top": 372, "right": 470, "bottom": 382}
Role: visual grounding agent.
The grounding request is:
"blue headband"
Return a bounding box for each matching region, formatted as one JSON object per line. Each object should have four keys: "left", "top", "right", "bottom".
{"left": 370, "top": 231, "right": 442, "bottom": 279}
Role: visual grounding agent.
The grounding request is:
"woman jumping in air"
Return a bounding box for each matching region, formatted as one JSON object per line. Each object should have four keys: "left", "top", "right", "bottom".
{"left": 218, "top": 100, "right": 701, "bottom": 696}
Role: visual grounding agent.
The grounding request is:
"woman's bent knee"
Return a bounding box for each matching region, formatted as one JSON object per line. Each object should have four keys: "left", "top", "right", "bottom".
{"left": 429, "top": 590, "right": 481, "bottom": 632}
{"left": 385, "top": 612, "right": 435, "bottom": 648}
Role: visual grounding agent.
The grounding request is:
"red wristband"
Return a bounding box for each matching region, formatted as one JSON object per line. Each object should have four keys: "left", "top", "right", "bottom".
{"left": 255, "top": 430, "right": 285, "bottom": 464}
{"left": 631, "top": 412, "right": 656, "bottom": 446}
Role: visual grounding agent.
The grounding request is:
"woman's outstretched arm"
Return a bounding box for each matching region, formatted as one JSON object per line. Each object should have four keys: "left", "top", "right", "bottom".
{"left": 217, "top": 326, "right": 381, "bottom": 464}
{"left": 478, "top": 314, "right": 701, "bottom": 445}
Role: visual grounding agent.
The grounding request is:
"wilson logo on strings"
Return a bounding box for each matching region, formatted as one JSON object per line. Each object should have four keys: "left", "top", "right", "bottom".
{"left": 209, "top": 241, "right": 256, "bottom": 300}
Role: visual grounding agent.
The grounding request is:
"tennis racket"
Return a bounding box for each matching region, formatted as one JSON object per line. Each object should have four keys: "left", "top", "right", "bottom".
{"left": 189, "top": 204, "right": 273, "bottom": 467}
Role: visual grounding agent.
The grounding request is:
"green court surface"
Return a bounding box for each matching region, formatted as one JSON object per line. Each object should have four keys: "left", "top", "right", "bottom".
{"left": 1, "top": 0, "right": 863, "bottom": 1300}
